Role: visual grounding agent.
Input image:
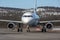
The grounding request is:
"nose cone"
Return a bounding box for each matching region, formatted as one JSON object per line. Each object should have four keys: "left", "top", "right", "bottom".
{"left": 22, "top": 19, "right": 29, "bottom": 24}
{"left": 22, "top": 17, "right": 33, "bottom": 24}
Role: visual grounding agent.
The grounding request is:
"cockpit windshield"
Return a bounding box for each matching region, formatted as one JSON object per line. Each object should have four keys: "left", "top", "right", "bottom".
{"left": 23, "top": 15, "right": 33, "bottom": 17}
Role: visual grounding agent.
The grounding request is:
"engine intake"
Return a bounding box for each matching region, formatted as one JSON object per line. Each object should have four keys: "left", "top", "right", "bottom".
{"left": 7, "top": 23, "right": 16, "bottom": 29}
{"left": 45, "top": 22, "right": 53, "bottom": 29}
{"left": 46, "top": 24, "right": 52, "bottom": 29}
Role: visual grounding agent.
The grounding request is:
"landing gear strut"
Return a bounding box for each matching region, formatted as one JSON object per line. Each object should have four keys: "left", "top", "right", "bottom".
{"left": 26, "top": 25, "right": 30, "bottom": 32}
{"left": 41, "top": 26, "right": 46, "bottom": 32}
{"left": 17, "top": 23, "right": 23, "bottom": 32}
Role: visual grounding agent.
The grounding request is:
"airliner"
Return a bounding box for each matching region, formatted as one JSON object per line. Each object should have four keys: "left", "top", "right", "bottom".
{"left": 0, "top": 0, "right": 60, "bottom": 32}
{"left": 0, "top": 11, "right": 60, "bottom": 32}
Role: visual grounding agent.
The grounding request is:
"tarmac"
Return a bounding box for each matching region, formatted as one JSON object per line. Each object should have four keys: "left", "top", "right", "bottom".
{"left": 0, "top": 28, "right": 60, "bottom": 40}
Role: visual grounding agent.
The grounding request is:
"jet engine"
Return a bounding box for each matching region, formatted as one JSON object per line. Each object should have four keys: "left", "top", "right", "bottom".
{"left": 7, "top": 22, "right": 16, "bottom": 30}
{"left": 45, "top": 22, "right": 53, "bottom": 30}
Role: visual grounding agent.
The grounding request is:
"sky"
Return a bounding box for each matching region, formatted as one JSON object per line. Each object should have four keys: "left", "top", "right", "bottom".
{"left": 0, "top": 0, "right": 60, "bottom": 9}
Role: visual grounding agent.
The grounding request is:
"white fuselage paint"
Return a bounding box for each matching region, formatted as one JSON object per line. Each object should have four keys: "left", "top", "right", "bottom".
{"left": 21, "top": 12, "right": 39, "bottom": 25}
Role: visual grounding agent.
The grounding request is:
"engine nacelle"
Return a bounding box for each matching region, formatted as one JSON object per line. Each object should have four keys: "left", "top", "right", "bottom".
{"left": 7, "top": 22, "right": 16, "bottom": 29}
{"left": 45, "top": 22, "right": 53, "bottom": 30}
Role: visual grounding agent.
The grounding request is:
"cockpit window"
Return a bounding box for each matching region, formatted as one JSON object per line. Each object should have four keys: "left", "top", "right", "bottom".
{"left": 23, "top": 15, "right": 33, "bottom": 17}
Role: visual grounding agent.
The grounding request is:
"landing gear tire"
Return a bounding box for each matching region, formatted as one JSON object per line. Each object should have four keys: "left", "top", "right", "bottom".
{"left": 17, "top": 28, "right": 19, "bottom": 32}
{"left": 26, "top": 29, "right": 30, "bottom": 32}
{"left": 26, "top": 25, "right": 30, "bottom": 32}
{"left": 41, "top": 28, "right": 46, "bottom": 32}
{"left": 17, "top": 28, "right": 23, "bottom": 32}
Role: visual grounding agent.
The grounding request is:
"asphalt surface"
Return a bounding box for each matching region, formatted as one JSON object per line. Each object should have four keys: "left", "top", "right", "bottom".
{"left": 0, "top": 28, "right": 60, "bottom": 40}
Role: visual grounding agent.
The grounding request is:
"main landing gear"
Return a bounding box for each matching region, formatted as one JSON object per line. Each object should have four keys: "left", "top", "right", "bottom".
{"left": 17, "top": 23, "right": 23, "bottom": 32}
{"left": 41, "top": 26, "right": 46, "bottom": 32}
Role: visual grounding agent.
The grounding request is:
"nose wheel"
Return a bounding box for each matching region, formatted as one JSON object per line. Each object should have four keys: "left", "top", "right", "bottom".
{"left": 26, "top": 25, "right": 30, "bottom": 32}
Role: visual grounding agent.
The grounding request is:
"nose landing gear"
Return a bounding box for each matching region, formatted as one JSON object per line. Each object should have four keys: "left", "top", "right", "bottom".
{"left": 26, "top": 25, "right": 30, "bottom": 32}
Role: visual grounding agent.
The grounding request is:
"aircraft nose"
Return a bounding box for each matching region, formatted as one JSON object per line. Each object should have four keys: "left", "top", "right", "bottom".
{"left": 22, "top": 18, "right": 32, "bottom": 24}
{"left": 23, "top": 19, "right": 29, "bottom": 24}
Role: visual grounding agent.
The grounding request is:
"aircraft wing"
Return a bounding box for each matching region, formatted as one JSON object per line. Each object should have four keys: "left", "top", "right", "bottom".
{"left": 40, "top": 20, "right": 60, "bottom": 23}
{"left": 0, "top": 19, "right": 60, "bottom": 24}
{"left": 0, "top": 19, "right": 22, "bottom": 23}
